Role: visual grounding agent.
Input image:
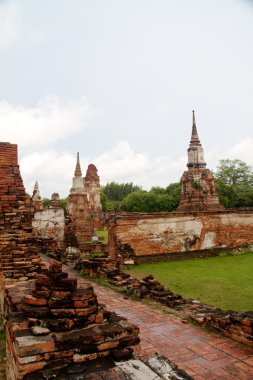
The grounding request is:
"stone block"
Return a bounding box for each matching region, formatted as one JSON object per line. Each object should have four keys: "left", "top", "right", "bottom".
{"left": 16, "top": 334, "right": 55, "bottom": 357}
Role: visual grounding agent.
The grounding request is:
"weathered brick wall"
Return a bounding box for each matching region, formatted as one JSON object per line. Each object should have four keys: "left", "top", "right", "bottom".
{"left": 0, "top": 142, "right": 40, "bottom": 279}
{"left": 107, "top": 210, "right": 253, "bottom": 260}
{"left": 32, "top": 208, "right": 65, "bottom": 251}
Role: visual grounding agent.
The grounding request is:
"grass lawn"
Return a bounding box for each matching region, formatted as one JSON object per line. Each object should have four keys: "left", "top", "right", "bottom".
{"left": 126, "top": 252, "right": 253, "bottom": 311}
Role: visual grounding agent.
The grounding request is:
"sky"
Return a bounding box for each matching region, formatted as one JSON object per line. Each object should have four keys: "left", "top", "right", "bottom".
{"left": 0, "top": 0, "right": 253, "bottom": 197}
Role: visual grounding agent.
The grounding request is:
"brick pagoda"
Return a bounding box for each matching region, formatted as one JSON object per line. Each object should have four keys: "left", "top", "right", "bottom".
{"left": 177, "top": 112, "right": 224, "bottom": 212}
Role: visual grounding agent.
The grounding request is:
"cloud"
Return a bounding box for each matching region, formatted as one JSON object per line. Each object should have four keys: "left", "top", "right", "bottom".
{"left": 0, "top": 95, "right": 95, "bottom": 150}
{"left": 225, "top": 137, "right": 253, "bottom": 166}
{"left": 20, "top": 141, "right": 186, "bottom": 198}
{"left": 0, "top": 2, "right": 22, "bottom": 48}
{"left": 20, "top": 150, "right": 89, "bottom": 198}
{"left": 95, "top": 140, "right": 185, "bottom": 189}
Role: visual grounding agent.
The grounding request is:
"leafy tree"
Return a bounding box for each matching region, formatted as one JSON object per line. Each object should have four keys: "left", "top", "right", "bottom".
{"left": 214, "top": 159, "right": 253, "bottom": 186}
{"left": 102, "top": 182, "right": 142, "bottom": 201}
{"left": 42, "top": 198, "right": 51, "bottom": 209}
{"left": 100, "top": 191, "right": 115, "bottom": 212}
{"left": 214, "top": 159, "right": 253, "bottom": 208}
{"left": 121, "top": 187, "right": 180, "bottom": 213}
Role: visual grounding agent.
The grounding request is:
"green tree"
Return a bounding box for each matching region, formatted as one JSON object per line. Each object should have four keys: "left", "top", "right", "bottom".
{"left": 102, "top": 182, "right": 142, "bottom": 201}
{"left": 42, "top": 198, "right": 51, "bottom": 209}
{"left": 214, "top": 159, "right": 253, "bottom": 208}
{"left": 121, "top": 187, "right": 180, "bottom": 213}
{"left": 214, "top": 159, "right": 253, "bottom": 186}
{"left": 100, "top": 191, "right": 115, "bottom": 212}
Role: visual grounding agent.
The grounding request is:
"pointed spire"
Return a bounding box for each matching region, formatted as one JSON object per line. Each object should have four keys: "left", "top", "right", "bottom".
{"left": 74, "top": 152, "right": 82, "bottom": 177}
{"left": 187, "top": 111, "right": 206, "bottom": 168}
{"left": 34, "top": 180, "right": 39, "bottom": 192}
{"left": 32, "top": 180, "right": 41, "bottom": 197}
{"left": 190, "top": 110, "right": 200, "bottom": 145}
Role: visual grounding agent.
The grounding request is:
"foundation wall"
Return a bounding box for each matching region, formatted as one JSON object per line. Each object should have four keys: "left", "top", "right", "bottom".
{"left": 108, "top": 210, "right": 253, "bottom": 259}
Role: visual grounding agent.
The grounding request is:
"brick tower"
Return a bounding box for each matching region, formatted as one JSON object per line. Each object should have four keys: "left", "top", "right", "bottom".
{"left": 0, "top": 142, "right": 40, "bottom": 278}
{"left": 67, "top": 153, "right": 93, "bottom": 246}
{"left": 177, "top": 112, "right": 224, "bottom": 212}
{"left": 84, "top": 164, "right": 102, "bottom": 213}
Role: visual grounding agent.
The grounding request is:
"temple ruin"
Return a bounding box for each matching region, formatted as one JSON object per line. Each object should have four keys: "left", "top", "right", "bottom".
{"left": 1, "top": 112, "right": 253, "bottom": 378}
{"left": 177, "top": 111, "right": 224, "bottom": 212}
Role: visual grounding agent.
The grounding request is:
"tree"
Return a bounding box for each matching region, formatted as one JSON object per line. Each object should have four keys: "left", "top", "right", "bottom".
{"left": 102, "top": 182, "right": 142, "bottom": 201}
{"left": 214, "top": 159, "right": 253, "bottom": 208}
{"left": 100, "top": 191, "right": 115, "bottom": 212}
{"left": 121, "top": 187, "right": 180, "bottom": 213}
{"left": 214, "top": 159, "right": 253, "bottom": 186}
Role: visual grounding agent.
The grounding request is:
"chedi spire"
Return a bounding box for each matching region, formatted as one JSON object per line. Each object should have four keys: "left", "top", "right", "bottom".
{"left": 70, "top": 152, "right": 85, "bottom": 194}
{"left": 74, "top": 152, "right": 82, "bottom": 177}
{"left": 187, "top": 111, "right": 206, "bottom": 168}
{"left": 190, "top": 110, "right": 200, "bottom": 145}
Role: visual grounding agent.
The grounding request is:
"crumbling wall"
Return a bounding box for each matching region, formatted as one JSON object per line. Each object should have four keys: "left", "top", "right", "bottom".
{"left": 107, "top": 210, "right": 253, "bottom": 260}
{"left": 0, "top": 142, "right": 40, "bottom": 279}
{"left": 32, "top": 208, "right": 65, "bottom": 255}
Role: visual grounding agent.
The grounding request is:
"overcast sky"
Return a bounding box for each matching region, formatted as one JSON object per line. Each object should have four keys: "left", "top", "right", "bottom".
{"left": 0, "top": 0, "right": 253, "bottom": 197}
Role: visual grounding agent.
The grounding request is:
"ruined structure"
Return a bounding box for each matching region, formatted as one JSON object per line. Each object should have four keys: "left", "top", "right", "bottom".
{"left": 66, "top": 154, "right": 102, "bottom": 252}
{"left": 106, "top": 113, "right": 253, "bottom": 262}
{"left": 66, "top": 153, "right": 93, "bottom": 247}
{"left": 0, "top": 142, "right": 40, "bottom": 279}
{"left": 32, "top": 193, "right": 65, "bottom": 256}
{"left": 177, "top": 111, "right": 224, "bottom": 212}
{"left": 107, "top": 210, "right": 253, "bottom": 262}
{"left": 31, "top": 181, "right": 43, "bottom": 212}
{"left": 4, "top": 259, "right": 140, "bottom": 379}
{"left": 84, "top": 164, "right": 102, "bottom": 213}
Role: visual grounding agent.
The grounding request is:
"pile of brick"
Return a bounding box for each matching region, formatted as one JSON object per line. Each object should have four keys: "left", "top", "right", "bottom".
{"left": 0, "top": 142, "right": 41, "bottom": 279}
{"left": 108, "top": 272, "right": 253, "bottom": 347}
{"left": 4, "top": 259, "right": 140, "bottom": 379}
{"left": 80, "top": 257, "right": 120, "bottom": 278}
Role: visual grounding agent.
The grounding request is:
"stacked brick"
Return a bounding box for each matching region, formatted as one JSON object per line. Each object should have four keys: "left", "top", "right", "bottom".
{"left": 0, "top": 142, "right": 41, "bottom": 279}
{"left": 4, "top": 259, "right": 140, "bottom": 379}
{"left": 81, "top": 264, "right": 253, "bottom": 348}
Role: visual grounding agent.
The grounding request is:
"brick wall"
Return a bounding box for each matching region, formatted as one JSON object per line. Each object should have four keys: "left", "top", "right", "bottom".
{"left": 0, "top": 142, "right": 40, "bottom": 278}
{"left": 107, "top": 210, "right": 253, "bottom": 260}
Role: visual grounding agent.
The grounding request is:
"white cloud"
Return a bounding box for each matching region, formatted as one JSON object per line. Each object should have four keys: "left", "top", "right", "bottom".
{"left": 94, "top": 141, "right": 149, "bottom": 180}
{"left": 20, "top": 141, "right": 186, "bottom": 198}
{"left": 225, "top": 137, "right": 253, "bottom": 166}
{"left": 21, "top": 150, "right": 88, "bottom": 198}
{"left": 0, "top": 95, "right": 95, "bottom": 150}
{"left": 0, "top": 2, "right": 22, "bottom": 48}
{"left": 95, "top": 140, "right": 185, "bottom": 189}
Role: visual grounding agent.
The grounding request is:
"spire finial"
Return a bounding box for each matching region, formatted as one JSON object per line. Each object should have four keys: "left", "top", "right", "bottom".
{"left": 74, "top": 152, "right": 82, "bottom": 177}
{"left": 34, "top": 180, "right": 39, "bottom": 191}
{"left": 192, "top": 110, "right": 196, "bottom": 126}
{"left": 190, "top": 110, "right": 200, "bottom": 144}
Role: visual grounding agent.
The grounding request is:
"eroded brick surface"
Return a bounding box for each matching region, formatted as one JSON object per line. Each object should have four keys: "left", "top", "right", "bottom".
{"left": 0, "top": 142, "right": 41, "bottom": 279}
{"left": 4, "top": 259, "right": 140, "bottom": 379}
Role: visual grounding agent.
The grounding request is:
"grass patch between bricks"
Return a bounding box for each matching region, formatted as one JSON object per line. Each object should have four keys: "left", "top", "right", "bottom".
{"left": 126, "top": 251, "right": 253, "bottom": 311}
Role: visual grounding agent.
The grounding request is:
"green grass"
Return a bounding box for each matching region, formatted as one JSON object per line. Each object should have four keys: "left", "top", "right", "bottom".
{"left": 95, "top": 230, "right": 108, "bottom": 245}
{"left": 126, "top": 252, "right": 253, "bottom": 311}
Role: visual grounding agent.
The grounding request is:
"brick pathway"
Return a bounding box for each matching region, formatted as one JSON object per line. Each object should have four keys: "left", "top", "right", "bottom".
{"left": 58, "top": 262, "right": 253, "bottom": 379}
